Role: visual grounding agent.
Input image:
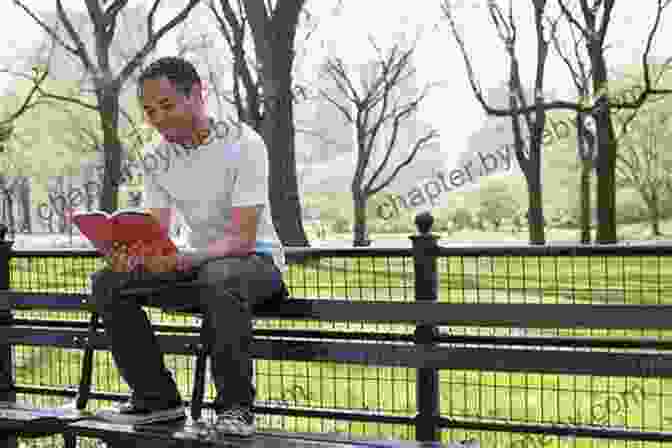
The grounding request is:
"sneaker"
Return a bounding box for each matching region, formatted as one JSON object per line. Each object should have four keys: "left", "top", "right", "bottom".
{"left": 94, "top": 399, "right": 186, "bottom": 425}
{"left": 215, "top": 405, "right": 255, "bottom": 437}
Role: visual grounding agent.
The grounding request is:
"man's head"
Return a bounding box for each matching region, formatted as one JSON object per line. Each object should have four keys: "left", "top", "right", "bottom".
{"left": 137, "top": 57, "right": 208, "bottom": 144}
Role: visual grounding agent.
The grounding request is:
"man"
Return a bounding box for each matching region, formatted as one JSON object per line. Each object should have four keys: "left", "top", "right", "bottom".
{"left": 89, "top": 56, "right": 287, "bottom": 437}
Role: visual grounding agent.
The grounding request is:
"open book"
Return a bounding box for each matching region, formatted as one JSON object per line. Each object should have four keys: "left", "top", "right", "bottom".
{"left": 72, "top": 209, "right": 177, "bottom": 257}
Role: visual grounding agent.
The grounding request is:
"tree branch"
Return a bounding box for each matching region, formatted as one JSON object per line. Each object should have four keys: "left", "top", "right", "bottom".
{"left": 117, "top": 0, "right": 201, "bottom": 87}
{"left": 369, "top": 129, "right": 439, "bottom": 195}
{"left": 0, "top": 66, "right": 50, "bottom": 126}
{"left": 12, "top": 0, "right": 80, "bottom": 57}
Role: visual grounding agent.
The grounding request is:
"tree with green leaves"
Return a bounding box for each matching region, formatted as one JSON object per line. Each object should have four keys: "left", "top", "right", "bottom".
{"left": 477, "top": 181, "right": 520, "bottom": 231}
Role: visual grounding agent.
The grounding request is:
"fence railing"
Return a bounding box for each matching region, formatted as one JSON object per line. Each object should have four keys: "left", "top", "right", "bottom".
{"left": 2, "top": 212, "right": 672, "bottom": 447}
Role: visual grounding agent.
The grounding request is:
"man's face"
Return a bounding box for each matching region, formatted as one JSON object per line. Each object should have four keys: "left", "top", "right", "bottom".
{"left": 141, "top": 76, "right": 204, "bottom": 144}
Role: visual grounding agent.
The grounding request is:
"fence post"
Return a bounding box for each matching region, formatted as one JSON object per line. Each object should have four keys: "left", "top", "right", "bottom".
{"left": 410, "top": 212, "right": 440, "bottom": 443}
{"left": 0, "top": 224, "right": 17, "bottom": 448}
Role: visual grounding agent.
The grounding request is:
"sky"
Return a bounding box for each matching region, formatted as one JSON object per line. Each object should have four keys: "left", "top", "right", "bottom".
{"left": 1, "top": 1, "right": 671, "bottom": 207}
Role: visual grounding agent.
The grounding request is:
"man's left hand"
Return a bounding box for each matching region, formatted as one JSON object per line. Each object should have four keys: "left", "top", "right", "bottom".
{"left": 143, "top": 254, "right": 178, "bottom": 273}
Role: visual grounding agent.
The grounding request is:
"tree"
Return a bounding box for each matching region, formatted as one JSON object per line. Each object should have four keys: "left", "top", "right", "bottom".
{"left": 546, "top": 20, "right": 596, "bottom": 242}
{"left": 443, "top": 0, "right": 556, "bottom": 244}
{"left": 0, "top": 63, "right": 52, "bottom": 145}
{"left": 0, "top": 39, "right": 62, "bottom": 235}
{"left": 319, "top": 38, "right": 439, "bottom": 246}
{"left": 443, "top": 0, "right": 672, "bottom": 244}
{"left": 12, "top": 0, "right": 201, "bottom": 217}
{"left": 616, "top": 105, "right": 672, "bottom": 236}
{"left": 2, "top": 57, "right": 154, "bottom": 235}
{"left": 555, "top": 0, "right": 672, "bottom": 243}
{"left": 202, "top": 0, "right": 323, "bottom": 247}
{"left": 550, "top": 11, "right": 672, "bottom": 243}
{"left": 478, "top": 181, "right": 520, "bottom": 231}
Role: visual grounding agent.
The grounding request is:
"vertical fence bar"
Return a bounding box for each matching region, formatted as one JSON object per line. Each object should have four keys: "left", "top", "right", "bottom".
{"left": 0, "top": 224, "right": 17, "bottom": 448}
{"left": 410, "top": 212, "right": 440, "bottom": 442}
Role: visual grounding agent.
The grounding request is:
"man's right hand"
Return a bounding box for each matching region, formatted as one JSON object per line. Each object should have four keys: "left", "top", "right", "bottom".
{"left": 105, "top": 242, "right": 133, "bottom": 272}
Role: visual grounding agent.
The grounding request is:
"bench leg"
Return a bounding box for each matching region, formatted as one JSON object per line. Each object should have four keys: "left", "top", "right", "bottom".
{"left": 76, "top": 312, "right": 99, "bottom": 410}
{"left": 0, "top": 433, "right": 17, "bottom": 448}
{"left": 63, "top": 432, "right": 76, "bottom": 448}
{"left": 190, "top": 346, "right": 208, "bottom": 422}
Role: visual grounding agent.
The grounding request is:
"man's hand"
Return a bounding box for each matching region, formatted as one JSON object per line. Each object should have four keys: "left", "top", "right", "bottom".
{"left": 143, "top": 254, "right": 178, "bottom": 273}
{"left": 104, "top": 241, "right": 176, "bottom": 273}
{"left": 105, "top": 242, "right": 133, "bottom": 272}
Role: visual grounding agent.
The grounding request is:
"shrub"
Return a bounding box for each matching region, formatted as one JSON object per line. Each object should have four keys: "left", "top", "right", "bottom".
{"left": 331, "top": 216, "right": 350, "bottom": 234}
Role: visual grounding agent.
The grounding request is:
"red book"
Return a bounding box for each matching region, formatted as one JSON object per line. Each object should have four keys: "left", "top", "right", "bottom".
{"left": 72, "top": 209, "right": 177, "bottom": 257}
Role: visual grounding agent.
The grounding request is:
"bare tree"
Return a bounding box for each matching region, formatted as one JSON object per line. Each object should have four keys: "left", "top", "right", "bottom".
{"left": 5, "top": 32, "right": 160, "bottom": 234}
{"left": 443, "top": 0, "right": 672, "bottom": 243}
{"left": 0, "top": 31, "right": 61, "bottom": 157}
{"left": 204, "top": 0, "right": 319, "bottom": 247}
{"left": 549, "top": 14, "right": 596, "bottom": 242}
{"left": 0, "top": 58, "right": 56, "bottom": 235}
{"left": 12, "top": 0, "right": 200, "bottom": 215}
{"left": 550, "top": 17, "right": 671, "bottom": 243}
{"left": 615, "top": 107, "right": 672, "bottom": 236}
{"left": 443, "top": 0, "right": 555, "bottom": 244}
{"left": 0, "top": 67, "right": 51, "bottom": 141}
{"left": 320, "top": 39, "right": 439, "bottom": 246}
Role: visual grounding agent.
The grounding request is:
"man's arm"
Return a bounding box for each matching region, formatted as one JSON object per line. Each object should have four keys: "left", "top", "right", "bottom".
{"left": 177, "top": 206, "right": 258, "bottom": 270}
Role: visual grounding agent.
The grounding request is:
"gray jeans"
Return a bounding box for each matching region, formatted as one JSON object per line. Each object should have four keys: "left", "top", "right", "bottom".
{"left": 88, "top": 254, "right": 286, "bottom": 411}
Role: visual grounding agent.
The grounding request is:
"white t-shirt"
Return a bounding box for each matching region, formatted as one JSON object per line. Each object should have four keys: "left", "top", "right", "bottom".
{"left": 142, "top": 118, "right": 286, "bottom": 272}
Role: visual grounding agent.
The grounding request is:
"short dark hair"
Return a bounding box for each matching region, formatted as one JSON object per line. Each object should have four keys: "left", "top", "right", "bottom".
{"left": 137, "top": 57, "right": 201, "bottom": 103}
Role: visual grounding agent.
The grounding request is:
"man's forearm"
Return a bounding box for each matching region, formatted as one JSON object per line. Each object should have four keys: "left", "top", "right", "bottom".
{"left": 177, "top": 235, "right": 255, "bottom": 270}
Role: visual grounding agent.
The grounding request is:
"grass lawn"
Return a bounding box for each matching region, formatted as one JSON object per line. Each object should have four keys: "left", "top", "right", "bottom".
{"left": 8, "top": 242, "right": 672, "bottom": 448}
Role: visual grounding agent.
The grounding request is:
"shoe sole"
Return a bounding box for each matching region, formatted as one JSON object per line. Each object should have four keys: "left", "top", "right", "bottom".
{"left": 214, "top": 422, "right": 255, "bottom": 437}
{"left": 95, "top": 406, "right": 187, "bottom": 425}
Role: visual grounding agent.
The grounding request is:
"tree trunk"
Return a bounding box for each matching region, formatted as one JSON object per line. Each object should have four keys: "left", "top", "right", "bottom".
{"left": 580, "top": 159, "right": 592, "bottom": 244}
{"left": 590, "top": 50, "right": 618, "bottom": 243}
{"left": 55, "top": 176, "right": 66, "bottom": 234}
{"left": 260, "top": 48, "right": 309, "bottom": 247}
{"left": 0, "top": 175, "right": 14, "bottom": 237}
{"left": 524, "top": 168, "right": 545, "bottom": 244}
{"left": 97, "top": 86, "right": 123, "bottom": 214}
{"left": 352, "top": 193, "right": 370, "bottom": 247}
{"left": 19, "top": 177, "right": 31, "bottom": 234}
{"left": 646, "top": 192, "right": 662, "bottom": 237}
{"left": 5, "top": 195, "right": 14, "bottom": 238}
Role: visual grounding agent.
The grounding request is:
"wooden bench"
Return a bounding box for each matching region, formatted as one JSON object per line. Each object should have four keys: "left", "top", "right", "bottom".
{"left": 5, "top": 282, "right": 672, "bottom": 446}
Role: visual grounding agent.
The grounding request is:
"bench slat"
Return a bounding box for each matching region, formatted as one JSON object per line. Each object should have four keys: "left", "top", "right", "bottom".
{"left": 3, "top": 327, "right": 671, "bottom": 378}
{"left": 255, "top": 301, "right": 672, "bottom": 330}
{"left": 0, "top": 292, "right": 87, "bottom": 312}
{"left": 3, "top": 292, "right": 672, "bottom": 330}
{"left": 0, "top": 401, "right": 88, "bottom": 437}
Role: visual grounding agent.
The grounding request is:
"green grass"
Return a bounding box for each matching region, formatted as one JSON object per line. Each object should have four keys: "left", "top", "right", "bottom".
{"left": 9, "top": 253, "right": 672, "bottom": 448}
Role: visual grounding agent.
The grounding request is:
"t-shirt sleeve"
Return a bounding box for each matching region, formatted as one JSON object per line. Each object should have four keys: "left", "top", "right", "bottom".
{"left": 231, "top": 131, "right": 269, "bottom": 208}
{"left": 143, "top": 172, "right": 172, "bottom": 210}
